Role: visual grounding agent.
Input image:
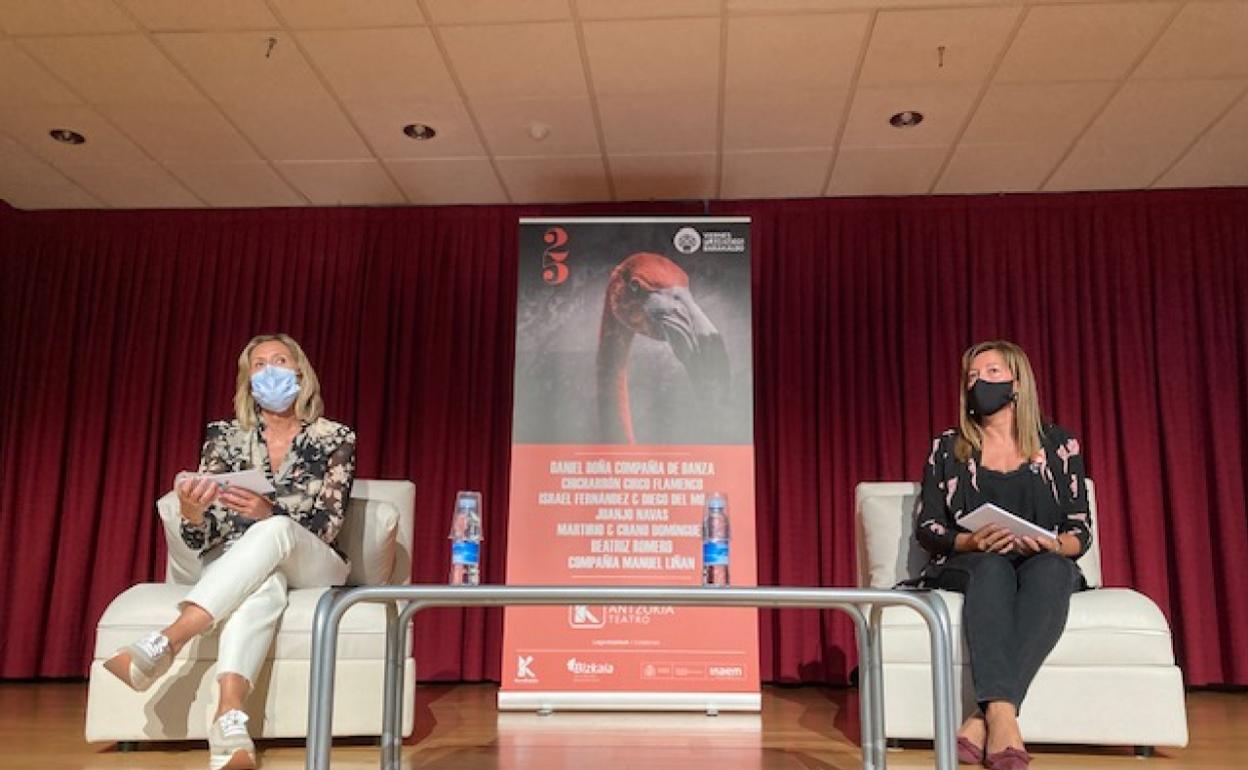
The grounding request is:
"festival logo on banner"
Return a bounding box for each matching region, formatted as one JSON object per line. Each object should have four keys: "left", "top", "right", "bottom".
{"left": 501, "top": 218, "right": 758, "bottom": 705}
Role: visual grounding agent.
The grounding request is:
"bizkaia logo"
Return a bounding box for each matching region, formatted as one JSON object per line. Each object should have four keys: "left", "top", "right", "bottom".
{"left": 516, "top": 655, "right": 537, "bottom": 681}
{"left": 566, "top": 658, "right": 615, "bottom": 676}
{"left": 568, "top": 605, "right": 605, "bottom": 629}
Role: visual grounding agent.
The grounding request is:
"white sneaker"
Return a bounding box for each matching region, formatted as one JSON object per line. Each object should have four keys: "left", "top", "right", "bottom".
{"left": 102, "top": 631, "right": 173, "bottom": 692}
{"left": 208, "top": 710, "right": 256, "bottom": 770}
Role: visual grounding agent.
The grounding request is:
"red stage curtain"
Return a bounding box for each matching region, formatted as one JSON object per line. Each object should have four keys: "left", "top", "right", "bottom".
{"left": 1, "top": 189, "right": 1245, "bottom": 686}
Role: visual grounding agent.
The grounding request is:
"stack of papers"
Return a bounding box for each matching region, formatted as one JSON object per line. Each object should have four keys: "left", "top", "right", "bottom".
{"left": 958, "top": 503, "right": 1055, "bottom": 540}
{"left": 174, "top": 469, "right": 275, "bottom": 495}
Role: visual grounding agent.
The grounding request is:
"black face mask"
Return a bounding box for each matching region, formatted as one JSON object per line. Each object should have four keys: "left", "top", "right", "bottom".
{"left": 968, "top": 379, "right": 1016, "bottom": 417}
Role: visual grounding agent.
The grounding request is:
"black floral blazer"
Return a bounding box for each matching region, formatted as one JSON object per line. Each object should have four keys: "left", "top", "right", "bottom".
{"left": 180, "top": 416, "right": 356, "bottom": 559}
{"left": 912, "top": 424, "right": 1092, "bottom": 585}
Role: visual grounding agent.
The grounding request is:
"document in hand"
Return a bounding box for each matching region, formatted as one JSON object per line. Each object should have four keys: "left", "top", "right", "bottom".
{"left": 174, "top": 469, "right": 275, "bottom": 495}
{"left": 958, "top": 502, "right": 1055, "bottom": 540}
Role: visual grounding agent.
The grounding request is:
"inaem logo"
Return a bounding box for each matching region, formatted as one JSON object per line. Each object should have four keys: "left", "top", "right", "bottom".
{"left": 568, "top": 605, "right": 604, "bottom": 629}
{"left": 673, "top": 227, "right": 702, "bottom": 255}
{"left": 516, "top": 655, "right": 537, "bottom": 680}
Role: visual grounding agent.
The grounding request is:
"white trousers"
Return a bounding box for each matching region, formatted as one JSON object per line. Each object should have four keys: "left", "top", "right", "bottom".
{"left": 182, "top": 516, "right": 349, "bottom": 686}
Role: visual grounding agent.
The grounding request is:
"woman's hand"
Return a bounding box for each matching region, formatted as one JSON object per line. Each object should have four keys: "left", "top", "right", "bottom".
{"left": 969, "top": 524, "right": 1016, "bottom": 554}
{"left": 218, "top": 486, "right": 274, "bottom": 520}
{"left": 1017, "top": 534, "right": 1063, "bottom": 557}
{"left": 177, "top": 477, "right": 219, "bottom": 524}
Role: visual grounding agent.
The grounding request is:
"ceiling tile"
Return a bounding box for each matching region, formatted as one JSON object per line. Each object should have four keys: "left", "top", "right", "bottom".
{"left": 23, "top": 34, "right": 203, "bottom": 105}
{"left": 726, "top": 13, "right": 868, "bottom": 92}
{"left": 996, "top": 3, "right": 1175, "bottom": 84}
{"left": 0, "top": 0, "right": 136, "bottom": 35}
{"left": 0, "top": 133, "right": 101, "bottom": 208}
{"left": 583, "top": 18, "right": 720, "bottom": 94}
{"left": 387, "top": 157, "right": 509, "bottom": 204}
{"left": 1157, "top": 91, "right": 1248, "bottom": 188}
{"left": 57, "top": 161, "right": 202, "bottom": 207}
{"left": 826, "top": 146, "right": 947, "bottom": 196}
{"left": 165, "top": 160, "right": 303, "bottom": 206}
{"left": 721, "top": 149, "right": 832, "bottom": 199}
{"left": 471, "top": 97, "right": 600, "bottom": 156}
{"left": 209, "top": 103, "right": 370, "bottom": 161}
{"left": 296, "top": 28, "right": 479, "bottom": 158}
{"left": 858, "top": 7, "right": 1021, "bottom": 87}
{"left": 611, "top": 152, "right": 717, "bottom": 201}
{"left": 576, "top": 0, "right": 721, "bottom": 19}
{"left": 296, "top": 28, "right": 458, "bottom": 104}
{"left": 341, "top": 100, "right": 483, "bottom": 159}
{"left": 118, "top": 0, "right": 279, "bottom": 30}
{"left": 0, "top": 42, "right": 81, "bottom": 106}
{"left": 495, "top": 155, "right": 608, "bottom": 203}
{"left": 0, "top": 103, "right": 149, "bottom": 164}
{"left": 840, "top": 85, "right": 980, "bottom": 148}
{"left": 597, "top": 92, "right": 718, "bottom": 153}
{"left": 935, "top": 142, "right": 1067, "bottom": 193}
{"left": 425, "top": 0, "right": 569, "bottom": 25}
{"left": 724, "top": 88, "right": 847, "bottom": 150}
{"left": 266, "top": 0, "right": 425, "bottom": 28}
{"left": 441, "top": 22, "right": 588, "bottom": 100}
{"left": 274, "top": 159, "right": 405, "bottom": 204}
{"left": 1047, "top": 79, "right": 1246, "bottom": 191}
{"left": 156, "top": 31, "right": 369, "bottom": 160}
{"left": 962, "top": 82, "right": 1115, "bottom": 145}
{"left": 1135, "top": 1, "right": 1248, "bottom": 80}
{"left": 100, "top": 102, "right": 258, "bottom": 162}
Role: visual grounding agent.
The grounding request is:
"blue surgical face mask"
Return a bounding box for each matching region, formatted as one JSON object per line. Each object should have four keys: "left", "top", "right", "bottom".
{"left": 250, "top": 365, "right": 300, "bottom": 413}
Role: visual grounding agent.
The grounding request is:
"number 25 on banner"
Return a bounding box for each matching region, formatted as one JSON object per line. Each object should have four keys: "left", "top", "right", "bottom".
{"left": 543, "top": 227, "right": 569, "bottom": 285}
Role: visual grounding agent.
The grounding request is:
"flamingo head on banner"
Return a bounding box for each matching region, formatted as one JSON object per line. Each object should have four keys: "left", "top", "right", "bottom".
{"left": 596, "top": 251, "right": 729, "bottom": 444}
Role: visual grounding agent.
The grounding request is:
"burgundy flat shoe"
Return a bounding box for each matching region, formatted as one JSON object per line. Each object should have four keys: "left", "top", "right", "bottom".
{"left": 984, "top": 746, "right": 1032, "bottom": 770}
{"left": 957, "top": 736, "right": 985, "bottom": 764}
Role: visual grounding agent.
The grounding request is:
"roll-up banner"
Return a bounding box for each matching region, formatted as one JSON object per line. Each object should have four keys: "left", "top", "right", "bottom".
{"left": 499, "top": 217, "right": 759, "bottom": 711}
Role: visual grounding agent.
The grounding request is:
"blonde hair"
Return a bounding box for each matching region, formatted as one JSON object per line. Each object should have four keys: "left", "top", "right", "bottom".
{"left": 233, "top": 333, "right": 324, "bottom": 430}
{"left": 954, "top": 340, "right": 1044, "bottom": 463}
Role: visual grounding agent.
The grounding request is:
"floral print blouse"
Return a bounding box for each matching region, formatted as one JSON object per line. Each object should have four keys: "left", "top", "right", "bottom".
{"left": 912, "top": 424, "right": 1092, "bottom": 584}
{"left": 180, "top": 416, "right": 357, "bottom": 560}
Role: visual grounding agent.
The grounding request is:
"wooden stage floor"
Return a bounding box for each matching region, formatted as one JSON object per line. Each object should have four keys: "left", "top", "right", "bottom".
{"left": 2, "top": 682, "right": 1242, "bottom": 770}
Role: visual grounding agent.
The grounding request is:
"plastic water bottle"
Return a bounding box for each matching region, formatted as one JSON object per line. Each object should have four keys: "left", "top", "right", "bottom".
{"left": 702, "top": 493, "right": 730, "bottom": 587}
{"left": 448, "top": 491, "right": 483, "bottom": 586}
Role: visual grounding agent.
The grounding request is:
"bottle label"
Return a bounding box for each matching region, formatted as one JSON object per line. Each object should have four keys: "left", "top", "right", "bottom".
{"left": 451, "top": 541, "right": 480, "bottom": 565}
{"left": 703, "top": 541, "right": 729, "bottom": 566}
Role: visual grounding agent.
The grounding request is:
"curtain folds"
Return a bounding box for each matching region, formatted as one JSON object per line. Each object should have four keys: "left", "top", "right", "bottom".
{"left": 1, "top": 189, "right": 1245, "bottom": 686}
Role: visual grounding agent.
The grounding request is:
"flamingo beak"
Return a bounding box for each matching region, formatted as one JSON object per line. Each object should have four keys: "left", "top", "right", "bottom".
{"left": 644, "top": 287, "right": 730, "bottom": 399}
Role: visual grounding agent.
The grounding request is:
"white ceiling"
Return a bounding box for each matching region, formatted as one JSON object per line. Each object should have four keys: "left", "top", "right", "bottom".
{"left": 0, "top": 0, "right": 1245, "bottom": 209}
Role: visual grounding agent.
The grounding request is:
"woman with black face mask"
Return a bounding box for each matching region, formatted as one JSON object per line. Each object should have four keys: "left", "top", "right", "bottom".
{"left": 912, "top": 340, "right": 1092, "bottom": 770}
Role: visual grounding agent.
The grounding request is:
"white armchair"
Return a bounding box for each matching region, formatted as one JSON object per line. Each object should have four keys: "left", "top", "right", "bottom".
{"left": 855, "top": 479, "right": 1188, "bottom": 751}
{"left": 85, "top": 479, "right": 416, "bottom": 744}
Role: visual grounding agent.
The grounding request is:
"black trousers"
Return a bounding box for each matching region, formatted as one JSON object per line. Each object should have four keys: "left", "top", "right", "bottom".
{"left": 934, "top": 551, "right": 1080, "bottom": 713}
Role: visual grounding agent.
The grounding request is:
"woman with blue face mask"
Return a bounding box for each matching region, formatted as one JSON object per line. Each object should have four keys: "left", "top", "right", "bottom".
{"left": 103, "top": 333, "right": 355, "bottom": 770}
{"left": 912, "top": 341, "right": 1092, "bottom": 770}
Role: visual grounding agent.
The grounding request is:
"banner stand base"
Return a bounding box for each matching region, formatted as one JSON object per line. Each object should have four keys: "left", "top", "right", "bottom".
{"left": 497, "top": 691, "right": 761, "bottom": 713}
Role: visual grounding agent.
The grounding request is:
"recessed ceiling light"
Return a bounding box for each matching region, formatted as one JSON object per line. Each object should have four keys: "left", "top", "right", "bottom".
{"left": 528, "top": 122, "right": 551, "bottom": 141}
{"left": 49, "top": 128, "right": 86, "bottom": 145}
{"left": 402, "top": 123, "right": 436, "bottom": 140}
{"left": 889, "top": 111, "right": 924, "bottom": 128}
